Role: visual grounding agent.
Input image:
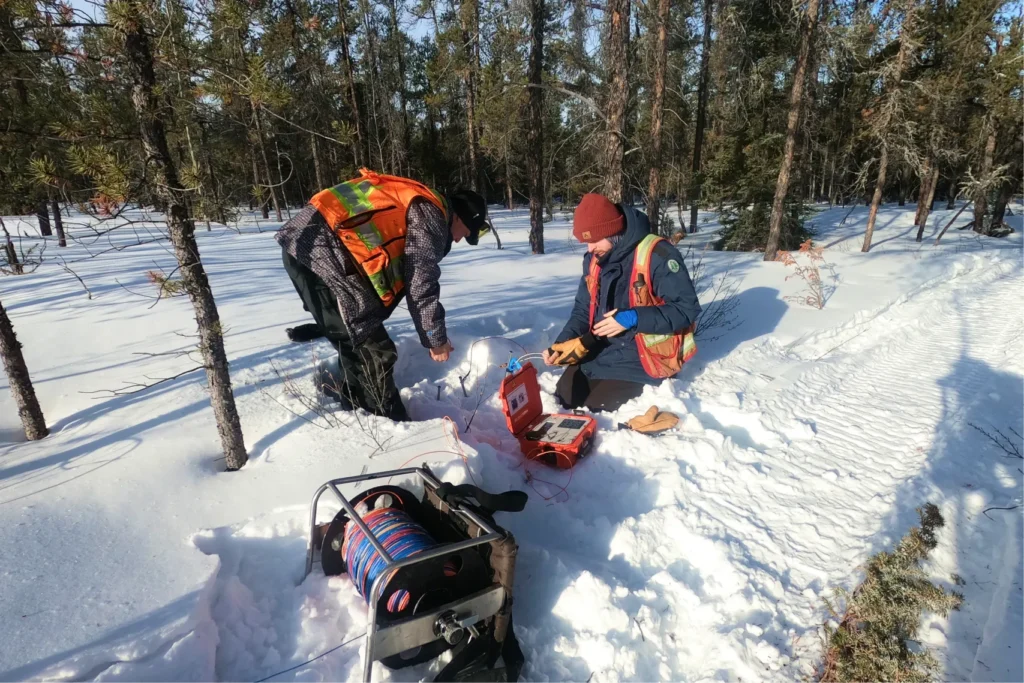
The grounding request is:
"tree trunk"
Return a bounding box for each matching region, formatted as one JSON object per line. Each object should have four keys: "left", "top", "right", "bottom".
{"left": 861, "top": 0, "right": 915, "bottom": 252}
{"left": 646, "top": 0, "right": 670, "bottom": 235}
{"left": 973, "top": 120, "right": 996, "bottom": 234}
{"left": 385, "top": 0, "right": 410, "bottom": 169}
{"left": 3, "top": 224, "right": 20, "bottom": 275}
{"left": 198, "top": 121, "right": 228, "bottom": 225}
{"left": 0, "top": 297, "right": 47, "bottom": 440}
{"left": 122, "top": 3, "right": 248, "bottom": 470}
{"left": 934, "top": 200, "right": 971, "bottom": 245}
{"left": 36, "top": 200, "right": 52, "bottom": 237}
{"left": 990, "top": 176, "right": 1014, "bottom": 231}
{"left": 461, "top": 0, "right": 483, "bottom": 193}
{"left": 504, "top": 144, "right": 514, "bottom": 210}
{"left": 913, "top": 157, "right": 931, "bottom": 225}
{"left": 763, "top": 0, "right": 821, "bottom": 261}
{"left": 359, "top": 0, "right": 386, "bottom": 169}
{"left": 253, "top": 111, "right": 282, "bottom": 221}
{"left": 527, "top": 0, "right": 545, "bottom": 254}
{"left": 51, "top": 197, "right": 66, "bottom": 247}
{"left": 337, "top": 0, "right": 366, "bottom": 167}
{"left": 946, "top": 171, "right": 958, "bottom": 209}
{"left": 603, "top": 0, "right": 629, "bottom": 203}
{"left": 311, "top": 133, "right": 325, "bottom": 190}
{"left": 689, "top": 0, "right": 713, "bottom": 233}
{"left": 274, "top": 138, "right": 292, "bottom": 218}
{"left": 861, "top": 146, "right": 889, "bottom": 252}
{"left": 676, "top": 172, "right": 686, "bottom": 231}
{"left": 828, "top": 153, "right": 837, "bottom": 206}
{"left": 916, "top": 165, "right": 939, "bottom": 241}
{"left": 253, "top": 151, "right": 270, "bottom": 219}
{"left": 819, "top": 149, "right": 828, "bottom": 200}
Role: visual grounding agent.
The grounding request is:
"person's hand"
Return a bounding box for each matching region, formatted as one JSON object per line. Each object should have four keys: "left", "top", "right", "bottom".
{"left": 429, "top": 341, "right": 453, "bottom": 362}
{"left": 545, "top": 338, "right": 589, "bottom": 366}
{"left": 593, "top": 309, "right": 627, "bottom": 337}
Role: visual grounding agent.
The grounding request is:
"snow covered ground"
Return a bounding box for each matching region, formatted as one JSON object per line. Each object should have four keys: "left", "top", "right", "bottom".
{"left": 1, "top": 201, "right": 1021, "bottom": 682}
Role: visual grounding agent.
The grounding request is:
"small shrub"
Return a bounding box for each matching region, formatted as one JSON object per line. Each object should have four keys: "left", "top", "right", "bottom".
{"left": 819, "top": 503, "right": 964, "bottom": 683}
{"left": 778, "top": 239, "right": 833, "bottom": 309}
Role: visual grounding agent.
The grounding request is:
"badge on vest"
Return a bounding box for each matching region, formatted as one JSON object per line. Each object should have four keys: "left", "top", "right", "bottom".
{"left": 667, "top": 259, "right": 680, "bottom": 273}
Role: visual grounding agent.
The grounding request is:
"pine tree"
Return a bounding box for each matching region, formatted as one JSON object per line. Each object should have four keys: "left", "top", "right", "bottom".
{"left": 527, "top": 0, "right": 545, "bottom": 253}
{"left": 689, "top": 0, "right": 713, "bottom": 233}
{"left": 764, "top": 0, "right": 822, "bottom": 261}
{"left": 115, "top": 0, "right": 248, "bottom": 470}
{"left": 862, "top": 0, "right": 921, "bottom": 253}
{"left": 646, "top": 0, "right": 670, "bottom": 235}
{"left": 603, "top": 0, "right": 629, "bottom": 202}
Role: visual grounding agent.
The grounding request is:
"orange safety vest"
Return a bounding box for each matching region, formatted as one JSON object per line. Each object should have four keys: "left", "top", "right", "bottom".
{"left": 587, "top": 234, "right": 697, "bottom": 379}
{"left": 309, "top": 169, "right": 448, "bottom": 306}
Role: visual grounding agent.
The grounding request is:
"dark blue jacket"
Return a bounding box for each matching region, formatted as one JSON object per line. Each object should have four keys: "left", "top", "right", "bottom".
{"left": 555, "top": 207, "right": 701, "bottom": 384}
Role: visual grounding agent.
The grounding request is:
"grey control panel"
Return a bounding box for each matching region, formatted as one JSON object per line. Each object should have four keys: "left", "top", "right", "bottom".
{"left": 525, "top": 416, "right": 588, "bottom": 444}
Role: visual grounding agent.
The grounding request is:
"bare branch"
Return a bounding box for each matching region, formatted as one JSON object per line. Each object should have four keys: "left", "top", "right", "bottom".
{"left": 969, "top": 422, "right": 1023, "bottom": 459}
{"left": 56, "top": 256, "right": 93, "bottom": 299}
{"left": 80, "top": 367, "right": 204, "bottom": 398}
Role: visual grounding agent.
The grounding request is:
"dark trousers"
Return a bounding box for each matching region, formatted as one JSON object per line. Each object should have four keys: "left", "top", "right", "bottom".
{"left": 555, "top": 365, "right": 647, "bottom": 413}
{"left": 282, "top": 251, "right": 408, "bottom": 421}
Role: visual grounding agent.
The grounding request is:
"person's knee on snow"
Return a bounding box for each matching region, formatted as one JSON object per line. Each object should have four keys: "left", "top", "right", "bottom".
{"left": 275, "top": 170, "right": 490, "bottom": 420}
{"left": 555, "top": 366, "right": 646, "bottom": 413}
{"left": 545, "top": 192, "right": 702, "bottom": 415}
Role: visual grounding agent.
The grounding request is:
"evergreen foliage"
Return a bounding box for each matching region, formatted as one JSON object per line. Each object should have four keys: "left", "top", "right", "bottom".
{"left": 1, "top": 0, "right": 1019, "bottom": 248}
{"left": 820, "top": 503, "right": 965, "bottom": 683}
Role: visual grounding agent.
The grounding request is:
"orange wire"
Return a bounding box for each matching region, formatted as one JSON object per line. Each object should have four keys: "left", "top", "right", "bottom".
{"left": 384, "top": 417, "right": 478, "bottom": 486}
{"left": 384, "top": 414, "right": 577, "bottom": 503}
{"left": 521, "top": 449, "right": 575, "bottom": 502}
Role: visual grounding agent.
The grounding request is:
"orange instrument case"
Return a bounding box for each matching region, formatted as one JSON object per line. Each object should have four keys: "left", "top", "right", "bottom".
{"left": 498, "top": 361, "right": 597, "bottom": 469}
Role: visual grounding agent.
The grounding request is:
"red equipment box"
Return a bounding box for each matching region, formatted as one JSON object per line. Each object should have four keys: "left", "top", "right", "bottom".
{"left": 498, "top": 361, "right": 597, "bottom": 469}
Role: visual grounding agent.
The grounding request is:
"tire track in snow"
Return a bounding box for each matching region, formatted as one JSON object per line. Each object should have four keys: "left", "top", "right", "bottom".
{"left": 681, "top": 256, "right": 1021, "bottom": 678}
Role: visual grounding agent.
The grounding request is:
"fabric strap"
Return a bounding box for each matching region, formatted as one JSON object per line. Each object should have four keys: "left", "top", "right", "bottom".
{"left": 434, "top": 483, "right": 528, "bottom": 514}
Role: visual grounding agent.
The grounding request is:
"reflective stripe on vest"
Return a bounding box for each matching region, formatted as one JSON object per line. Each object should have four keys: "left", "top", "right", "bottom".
{"left": 309, "top": 169, "right": 446, "bottom": 306}
{"left": 586, "top": 234, "right": 697, "bottom": 379}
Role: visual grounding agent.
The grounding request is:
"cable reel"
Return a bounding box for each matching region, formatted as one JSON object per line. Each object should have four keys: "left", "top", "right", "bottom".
{"left": 305, "top": 468, "right": 526, "bottom": 682}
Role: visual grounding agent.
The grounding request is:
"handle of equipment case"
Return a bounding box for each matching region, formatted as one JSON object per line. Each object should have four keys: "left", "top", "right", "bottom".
{"left": 435, "top": 483, "right": 528, "bottom": 514}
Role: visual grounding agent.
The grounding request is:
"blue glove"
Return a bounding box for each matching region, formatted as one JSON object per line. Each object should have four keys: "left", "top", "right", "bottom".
{"left": 614, "top": 309, "right": 638, "bottom": 330}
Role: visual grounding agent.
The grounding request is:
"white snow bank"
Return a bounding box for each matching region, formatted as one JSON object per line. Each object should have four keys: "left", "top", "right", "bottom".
{"left": 1, "top": 202, "right": 1021, "bottom": 681}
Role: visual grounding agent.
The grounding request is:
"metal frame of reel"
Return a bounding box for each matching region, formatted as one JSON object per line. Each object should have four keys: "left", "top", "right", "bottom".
{"left": 303, "top": 467, "right": 506, "bottom": 682}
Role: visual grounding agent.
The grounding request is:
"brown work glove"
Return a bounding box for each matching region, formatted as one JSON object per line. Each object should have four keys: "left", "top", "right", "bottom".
{"left": 623, "top": 406, "right": 679, "bottom": 435}
{"left": 545, "top": 333, "right": 598, "bottom": 366}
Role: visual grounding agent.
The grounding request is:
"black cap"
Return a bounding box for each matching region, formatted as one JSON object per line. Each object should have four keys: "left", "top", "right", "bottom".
{"left": 448, "top": 189, "right": 488, "bottom": 245}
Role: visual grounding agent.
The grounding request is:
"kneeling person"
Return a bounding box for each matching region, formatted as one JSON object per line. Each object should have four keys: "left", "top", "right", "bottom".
{"left": 276, "top": 169, "right": 488, "bottom": 421}
{"left": 542, "top": 193, "right": 701, "bottom": 412}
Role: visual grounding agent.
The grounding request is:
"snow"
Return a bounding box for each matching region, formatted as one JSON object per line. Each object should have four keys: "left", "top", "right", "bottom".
{"left": 1, "top": 201, "right": 1022, "bottom": 682}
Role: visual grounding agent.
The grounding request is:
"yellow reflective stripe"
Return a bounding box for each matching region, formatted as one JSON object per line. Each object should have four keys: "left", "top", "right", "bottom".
{"left": 367, "top": 269, "right": 389, "bottom": 298}
{"left": 641, "top": 333, "right": 672, "bottom": 346}
{"left": 330, "top": 179, "right": 375, "bottom": 214}
{"left": 683, "top": 331, "right": 697, "bottom": 357}
{"left": 634, "top": 235, "right": 660, "bottom": 269}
